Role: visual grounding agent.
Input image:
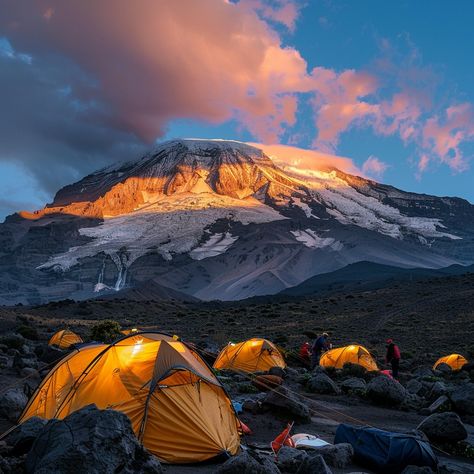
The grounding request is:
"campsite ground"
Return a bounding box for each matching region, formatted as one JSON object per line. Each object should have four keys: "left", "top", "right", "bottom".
{"left": 0, "top": 272, "right": 474, "bottom": 472}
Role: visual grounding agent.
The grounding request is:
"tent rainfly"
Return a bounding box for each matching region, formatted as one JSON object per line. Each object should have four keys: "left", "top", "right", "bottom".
{"left": 319, "top": 345, "right": 379, "bottom": 371}
{"left": 48, "top": 329, "right": 83, "bottom": 350}
{"left": 433, "top": 353, "right": 468, "bottom": 371}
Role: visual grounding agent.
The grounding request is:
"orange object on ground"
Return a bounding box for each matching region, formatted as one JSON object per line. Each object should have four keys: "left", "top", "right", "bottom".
{"left": 380, "top": 369, "right": 393, "bottom": 379}
{"left": 213, "top": 338, "right": 286, "bottom": 373}
{"left": 271, "top": 422, "right": 295, "bottom": 454}
{"left": 48, "top": 329, "right": 83, "bottom": 350}
{"left": 433, "top": 354, "right": 468, "bottom": 371}
{"left": 320, "top": 345, "right": 378, "bottom": 371}
{"left": 20, "top": 332, "right": 240, "bottom": 464}
{"left": 239, "top": 420, "right": 253, "bottom": 435}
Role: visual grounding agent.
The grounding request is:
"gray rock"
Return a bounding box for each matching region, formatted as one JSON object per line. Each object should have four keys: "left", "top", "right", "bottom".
{"left": 297, "top": 454, "right": 332, "bottom": 474}
{"left": 366, "top": 376, "right": 406, "bottom": 406}
{"left": 417, "top": 412, "right": 467, "bottom": 442}
{"left": 0, "top": 354, "right": 11, "bottom": 368}
{"left": 420, "top": 395, "right": 451, "bottom": 415}
{"left": 412, "top": 366, "right": 434, "bottom": 378}
{"left": 406, "top": 379, "right": 424, "bottom": 396}
{"left": 401, "top": 393, "right": 425, "bottom": 411}
{"left": 13, "top": 353, "right": 38, "bottom": 370}
{"left": 0, "top": 453, "right": 27, "bottom": 473}
{"left": 306, "top": 443, "right": 353, "bottom": 468}
{"left": 450, "top": 383, "right": 474, "bottom": 415}
{"left": 401, "top": 466, "right": 435, "bottom": 473}
{"left": 26, "top": 404, "right": 162, "bottom": 474}
{"left": 5, "top": 417, "right": 47, "bottom": 455}
{"left": 276, "top": 447, "right": 308, "bottom": 473}
{"left": 269, "top": 367, "right": 286, "bottom": 378}
{"left": 216, "top": 451, "right": 278, "bottom": 473}
{"left": 438, "top": 461, "right": 474, "bottom": 473}
{"left": 20, "top": 367, "right": 40, "bottom": 379}
{"left": 340, "top": 377, "right": 366, "bottom": 394}
{"left": 0, "top": 388, "right": 28, "bottom": 422}
{"left": 437, "top": 363, "right": 452, "bottom": 374}
{"left": 307, "top": 373, "right": 341, "bottom": 395}
{"left": 429, "top": 381, "right": 448, "bottom": 400}
{"left": 263, "top": 387, "right": 311, "bottom": 422}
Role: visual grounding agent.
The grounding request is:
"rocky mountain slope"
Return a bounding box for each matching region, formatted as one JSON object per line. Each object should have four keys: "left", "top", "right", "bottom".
{"left": 1, "top": 139, "right": 473, "bottom": 304}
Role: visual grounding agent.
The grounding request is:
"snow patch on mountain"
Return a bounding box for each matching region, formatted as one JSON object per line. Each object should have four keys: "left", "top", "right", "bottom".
{"left": 38, "top": 192, "right": 286, "bottom": 276}
{"left": 291, "top": 229, "right": 343, "bottom": 250}
{"left": 291, "top": 197, "right": 319, "bottom": 219}
{"left": 189, "top": 232, "right": 238, "bottom": 260}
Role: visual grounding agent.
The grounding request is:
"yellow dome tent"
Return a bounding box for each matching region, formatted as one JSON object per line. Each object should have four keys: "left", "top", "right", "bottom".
{"left": 121, "top": 328, "right": 140, "bottom": 335}
{"left": 433, "top": 353, "right": 468, "bottom": 371}
{"left": 20, "top": 332, "right": 240, "bottom": 464}
{"left": 320, "top": 345, "right": 379, "bottom": 372}
{"left": 213, "top": 338, "right": 286, "bottom": 373}
{"left": 48, "top": 329, "right": 83, "bottom": 350}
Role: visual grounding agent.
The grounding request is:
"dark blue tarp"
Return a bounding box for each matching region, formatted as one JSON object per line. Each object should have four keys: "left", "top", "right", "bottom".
{"left": 335, "top": 424, "right": 438, "bottom": 473}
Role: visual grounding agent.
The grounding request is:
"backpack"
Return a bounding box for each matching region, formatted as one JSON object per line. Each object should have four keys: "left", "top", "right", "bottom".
{"left": 393, "top": 344, "right": 401, "bottom": 359}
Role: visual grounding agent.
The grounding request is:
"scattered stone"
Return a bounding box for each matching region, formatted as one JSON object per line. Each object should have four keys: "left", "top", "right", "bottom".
{"left": 401, "top": 393, "right": 425, "bottom": 411}
{"left": 252, "top": 375, "right": 283, "bottom": 391}
{"left": 0, "top": 388, "right": 28, "bottom": 422}
{"left": 297, "top": 454, "right": 332, "bottom": 474}
{"left": 401, "top": 466, "right": 435, "bottom": 473}
{"left": 406, "top": 379, "right": 424, "bottom": 396}
{"left": 13, "top": 353, "right": 38, "bottom": 370}
{"left": 450, "top": 384, "right": 474, "bottom": 415}
{"left": 307, "top": 373, "right": 341, "bottom": 395}
{"left": 306, "top": 443, "right": 353, "bottom": 468}
{"left": 412, "top": 366, "right": 434, "bottom": 378}
{"left": 20, "top": 367, "right": 40, "bottom": 379}
{"left": 269, "top": 367, "right": 286, "bottom": 378}
{"left": 275, "top": 446, "right": 308, "bottom": 473}
{"left": 263, "top": 387, "right": 311, "bottom": 422}
{"left": 418, "top": 412, "right": 467, "bottom": 442}
{"left": 340, "top": 377, "right": 366, "bottom": 394}
{"left": 5, "top": 417, "right": 47, "bottom": 455}
{"left": 429, "top": 381, "right": 448, "bottom": 400}
{"left": 0, "top": 453, "right": 27, "bottom": 474}
{"left": 25, "top": 404, "right": 162, "bottom": 474}
{"left": 366, "top": 376, "right": 406, "bottom": 406}
{"left": 420, "top": 395, "right": 451, "bottom": 415}
{"left": 436, "top": 363, "right": 452, "bottom": 374}
{"left": 216, "top": 451, "right": 276, "bottom": 473}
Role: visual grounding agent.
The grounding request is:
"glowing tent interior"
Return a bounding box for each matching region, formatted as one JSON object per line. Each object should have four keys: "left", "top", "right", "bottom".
{"left": 48, "top": 329, "right": 83, "bottom": 350}
{"left": 213, "top": 338, "right": 286, "bottom": 373}
{"left": 20, "top": 332, "right": 240, "bottom": 464}
{"left": 433, "top": 353, "right": 468, "bottom": 371}
{"left": 319, "top": 345, "right": 379, "bottom": 372}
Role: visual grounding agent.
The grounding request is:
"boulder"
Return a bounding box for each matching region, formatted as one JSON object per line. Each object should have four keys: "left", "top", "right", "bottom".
{"left": 0, "top": 388, "right": 28, "bottom": 422}
{"left": 417, "top": 412, "right": 467, "bottom": 442}
{"left": 401, "top": 393, "right": 425, "bottom": 411}
{"left": 340, "top": 377, "right": 366, "bottom": 394}
{"left": 26, "top": 404, "right": 162, "bottom": 474}
{"left": 438, "top": 461, "right": 474, "bottom": 473}
{"left": 5, "top": 417, "right": 47, "bottom": 455}
{"left": 275, "top": 447, "right": 308, "bottom": 473}
{"left": 429, "top": 381, "right": 448, "bottom": 400}
{"left": 297, "top": 454, "right": 332, "bottom": 474}
{"left": 306, "top": 443, "right": 353, "bottom": 468}
{"left": 216, "top": 451, "right": 279, "bottom": 473}
{"left": 307, "top": 373, "right": 341, "bottom": 395}
{"left": 450, "top": 383, "right": 474, "bottom": 415}
{"left": 252, "top": 375, "right": 283, "bottom": 391}
{"left": 436, "top": 363, "right": 452, "bottom": 374}
{"left": 263, "top": 387, "right": 311, "bottom": 422}
{"left": 412, "top": 366, "right": 434, "bottom": 378}
{"left": 366, "top": 376, "right": 406, "bottom": 406}
{"left": 406, "top": 379, "right": 424, "bottom": 396}
{"left": 13, "top": 353, "right": 38, "bottom": 370}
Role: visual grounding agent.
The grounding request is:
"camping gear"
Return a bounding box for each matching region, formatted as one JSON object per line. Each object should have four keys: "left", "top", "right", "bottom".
{"left": 291, "top": 433, "right": 330, "bottom": 449}
{"left": 20, "top": 332, "right": 240, "bottom": 464}
{"left": 239, "top": 420, "right": 252, "bottom": 435}
{"left": 48, "top": 329, "right": 83, "bottom": 350}
{"left": 380, "top": 369, "right": 393, "bottom": 379}
{"left": 252, "top": 374, "right": 283, "bottom": 391}
{"left": 213, "top": 338, "right": 286, "bottom": 373}
{"left": 433, "top": 354, "right": 468, "bottom": 371}
{"left": 320, "top": 345, "right": 378, "bottom": 371}
{"left": 271, "top": 422, "right": 295, "bottom": 454}
{"left": 232, "top": 401, "right": 243, "bottom": 414}
{"left": 334, "top": 424, "right": 437, "bottom": 473}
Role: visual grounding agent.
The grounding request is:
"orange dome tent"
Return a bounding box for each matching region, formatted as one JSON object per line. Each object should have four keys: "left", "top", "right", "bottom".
{"left": 48, "top": 329, "right": 83, "bottom": 350}
{"left": 433, "top": 353, "right": 468, "bottom": 371}
{"left": 121, "top": 327, "right": 140, "bottom": 335}
{"left": 320, "top": 345, "right": 378, "bottom": 372}
{"left": 20, "top": 332, "right": 240, "bottom": 464}
{"left": 213, "top": 338, "right": 286, "bottom": 373}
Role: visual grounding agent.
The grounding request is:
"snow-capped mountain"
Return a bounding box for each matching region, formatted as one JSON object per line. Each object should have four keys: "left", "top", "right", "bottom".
{"left": 1, "top": 139, "right": 473, "bottom": 304}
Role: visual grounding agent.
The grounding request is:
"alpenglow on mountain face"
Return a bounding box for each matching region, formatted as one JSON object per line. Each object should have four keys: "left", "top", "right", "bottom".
{"left": 1, "top": 138, "right": 474, "bottom": 304}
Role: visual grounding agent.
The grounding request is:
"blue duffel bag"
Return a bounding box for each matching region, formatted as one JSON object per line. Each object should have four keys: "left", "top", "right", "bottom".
{"left": 334, "top": 423, "right": 438, "bottom": 473}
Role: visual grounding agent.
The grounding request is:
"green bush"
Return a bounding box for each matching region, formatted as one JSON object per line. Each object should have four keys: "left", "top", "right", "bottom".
{"left": 90, "top": 320, "right": 122, "bottom": 343}
{"left": 16, "top": 325, "right": 39, "bottom": 341}
{"left": 342, "top": 362, "right": 368, "bottom": 379}
{"left": 0, "top": 334, "right": 25, "bottom": 350}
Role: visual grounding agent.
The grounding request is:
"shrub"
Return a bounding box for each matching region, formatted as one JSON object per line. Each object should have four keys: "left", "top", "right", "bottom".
{"left": 342, "top": 362, "right": 368, "bottom": 379}
{"left": 16, "top": 325, "right": 38, "bottom": 341}
{"left": 0, "top": 334, "right": 25, "bottom": 350}
{"left": 90, "top": 319, "right": 122, "bottom": 343}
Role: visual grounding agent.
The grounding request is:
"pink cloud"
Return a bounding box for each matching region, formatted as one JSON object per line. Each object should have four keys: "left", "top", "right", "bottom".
{"left": 362, "top": 156, "right": 389, "bottom": 179}
{"left": 422, "top": 103, "right": 474, "bottom": 172}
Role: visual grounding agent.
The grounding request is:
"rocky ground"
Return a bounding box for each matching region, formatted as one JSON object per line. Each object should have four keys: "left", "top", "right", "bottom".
{"left": 0, "top": 273, "right": 474, "bottom": 473}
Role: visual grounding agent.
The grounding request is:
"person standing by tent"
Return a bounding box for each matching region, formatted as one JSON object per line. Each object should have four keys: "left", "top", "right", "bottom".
{"left": 385, "top": 338, "right": 401, "bottom": 379}
{"left": 311, "top": 332, "right": 330, "bottom": 369}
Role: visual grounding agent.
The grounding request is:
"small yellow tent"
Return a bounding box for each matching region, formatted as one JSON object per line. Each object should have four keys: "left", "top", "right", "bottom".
{"left": 20, "top": 332, "right": 240, "bottom": 464}
{"left": 48, "top": 329, "right": 83, "bottom": 350}
{"left": 320, "top": 345, "right": 378, "bottom": 371}
{"left": 213, "top": 338, "right": 286, "bottom": 373}
{"left": 433, "top": 353, "right": 468, "bottom": 371}
{"left": 121, "top": 328, "right": 140, "bottom": 335}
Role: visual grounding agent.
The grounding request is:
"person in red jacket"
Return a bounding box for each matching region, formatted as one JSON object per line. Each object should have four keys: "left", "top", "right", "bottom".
{"left": 385, "top": 338, "right": 401, "bottom": 379}
{"left": 299, "top": 342, "right": 311, "bottom": 363}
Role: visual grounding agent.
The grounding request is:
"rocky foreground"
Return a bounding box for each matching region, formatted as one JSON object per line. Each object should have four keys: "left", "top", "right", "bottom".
{"left": 0, "top": 322, "right": 473, "bottom": 473}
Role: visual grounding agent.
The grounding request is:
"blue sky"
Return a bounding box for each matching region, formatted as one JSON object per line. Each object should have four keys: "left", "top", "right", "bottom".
{"left": 0, "top": 0, "right": 473, "bottom": 220}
